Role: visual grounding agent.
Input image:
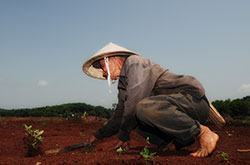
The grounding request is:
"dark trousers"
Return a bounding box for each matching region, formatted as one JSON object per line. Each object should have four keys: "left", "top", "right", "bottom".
{"left": 135, "top": 92, "right": 210, "bottom": 149}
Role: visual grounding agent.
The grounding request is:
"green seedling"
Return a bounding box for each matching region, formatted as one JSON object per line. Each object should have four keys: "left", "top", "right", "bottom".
{"left": 140, "top": 147, "right": 157, "bottom": 161}
{"left": 24, "top": 124, "right": 44, "bottom": 148}
{"left": 221, "top": 152, "right": 229, "bottom": 161}
{"left": 116, "top": 147, "right": 127, "bottom": 154}
{"left": 217, "top": 151, "right": 229, "bottom": 163}
{"left": 140, "top": 137, "right": 157, "bottom": 162}
{"left": 82, "top": 111, "right": 88, "bottom": 120}
{"left": 23, "top": 124, "right": 44, "bottom": 157}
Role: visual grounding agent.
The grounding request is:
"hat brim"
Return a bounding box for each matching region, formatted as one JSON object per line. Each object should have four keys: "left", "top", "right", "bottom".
{"left": 82, "top": 51, "right": 138, "bottom": 80}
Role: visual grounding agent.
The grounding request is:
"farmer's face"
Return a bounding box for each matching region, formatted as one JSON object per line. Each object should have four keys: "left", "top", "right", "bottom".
{"left": 99, "top": 57, "right": 123, "bottom": 80}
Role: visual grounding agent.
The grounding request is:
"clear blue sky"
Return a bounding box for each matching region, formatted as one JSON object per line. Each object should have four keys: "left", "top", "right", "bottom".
{"left": 1, "top": 0, "right": 250, "bottom": 109}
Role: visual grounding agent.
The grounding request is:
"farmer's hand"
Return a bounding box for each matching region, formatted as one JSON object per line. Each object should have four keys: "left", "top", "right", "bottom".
{"left": 87, "top": 135, "right": 97, "bottom": 145}
{"left": 114, "top": 140, "right": 129, "bottom": 151}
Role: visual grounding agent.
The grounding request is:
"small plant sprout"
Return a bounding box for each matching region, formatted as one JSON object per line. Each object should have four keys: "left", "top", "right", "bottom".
{"left": 23, "top": 124, "right": 44, "bottom": 156}
{"left": 217, "top": 151, "right": 229, "bottom": 163}
{"left": 222, "top": 152, "right": 229, "bottom": 159}
{"left": 24, "top": 124, "right": 44, "bottom": 148}
{"left": 116, "top": 147, "right": 127, "bottom": 154}
{"left": 140, "top": 137, "right": 157, "bottom": 162}
{"left": 82, "top": 111, "right": 88, "bottom": 120}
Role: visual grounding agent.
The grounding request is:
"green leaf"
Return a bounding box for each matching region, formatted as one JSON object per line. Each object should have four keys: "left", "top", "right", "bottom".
{"left": 37, "top": 130, "right": 44, "bottom": 136}
{"left": 23, "top": 124, "right": 44, "bottom": 148}
{"left": 221, "top": 152, "right": 229, "bottom": 161}
{"left": 150, "top": 152, "right": 157, "bottom": 156}
{"left": 116, "top": 147, "right": 126, "bottom": 154}
{"left": 144, "top": 148, "right": 149, "bottom": 155}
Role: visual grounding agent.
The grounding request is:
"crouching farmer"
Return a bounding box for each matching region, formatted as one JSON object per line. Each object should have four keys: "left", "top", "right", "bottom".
{"left": 82, "top": 42, "right": 219, "bottom": 157}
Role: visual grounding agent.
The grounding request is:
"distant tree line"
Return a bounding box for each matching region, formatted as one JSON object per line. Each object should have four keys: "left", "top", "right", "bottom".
{"left": 0, "top": 103, "right": 114, "bottom": 119}
{"left": 0, "top": 96, "right": 250, "bottom": 120}
{"left": 212, "top": 96, "right": 250, "bottom": 120}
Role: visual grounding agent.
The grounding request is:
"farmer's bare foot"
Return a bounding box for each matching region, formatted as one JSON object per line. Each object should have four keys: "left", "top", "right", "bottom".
{"left": 190, "top": 125, "right": 219, "bottom": 157}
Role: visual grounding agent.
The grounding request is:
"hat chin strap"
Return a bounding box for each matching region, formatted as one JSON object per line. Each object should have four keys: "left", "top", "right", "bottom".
{"left": 104, "top": 57, "right": 112, "bottom": 93}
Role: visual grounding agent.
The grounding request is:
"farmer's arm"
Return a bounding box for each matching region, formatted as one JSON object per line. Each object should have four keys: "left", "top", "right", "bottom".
{"left": 90, "top": 60, "right": 134, "bottom": 141}
{"left": 92, "top": 94, "right": 125, "bottom": 139}
{"left": 88, "top": 84, "right": 126, "bottom": 147}
{"left": 118, "top": 57, "right": 155, "bottom": 142}
{"left": 91, "top": 71, "right": 129, "bottom": 139}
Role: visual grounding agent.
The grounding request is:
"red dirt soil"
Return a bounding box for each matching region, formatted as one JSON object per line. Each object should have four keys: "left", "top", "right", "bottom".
{"left": 0, "top": 117, "right": 249, "bottom": 165}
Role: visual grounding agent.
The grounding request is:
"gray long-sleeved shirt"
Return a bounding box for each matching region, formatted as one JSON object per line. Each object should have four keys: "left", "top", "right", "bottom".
{"left": 93, "top": 55, "right": 205, "bottom": 141}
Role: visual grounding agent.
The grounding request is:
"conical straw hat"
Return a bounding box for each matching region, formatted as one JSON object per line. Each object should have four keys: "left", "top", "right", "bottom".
{"left": 82, "top": 42, "right": 139, "bottom": 80}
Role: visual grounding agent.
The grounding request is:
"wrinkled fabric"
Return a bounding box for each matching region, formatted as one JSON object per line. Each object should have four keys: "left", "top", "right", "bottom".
{"left": 93, "top": 55, "right": 207, "bottom": 142}
{"left": 135, "top": 93, "right": 209, "bottom": 148}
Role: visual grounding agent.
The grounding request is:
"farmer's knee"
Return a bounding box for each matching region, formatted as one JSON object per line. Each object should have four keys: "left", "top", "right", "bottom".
{"left": 136, "top": 97, "right": 159, "bottom": 121}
